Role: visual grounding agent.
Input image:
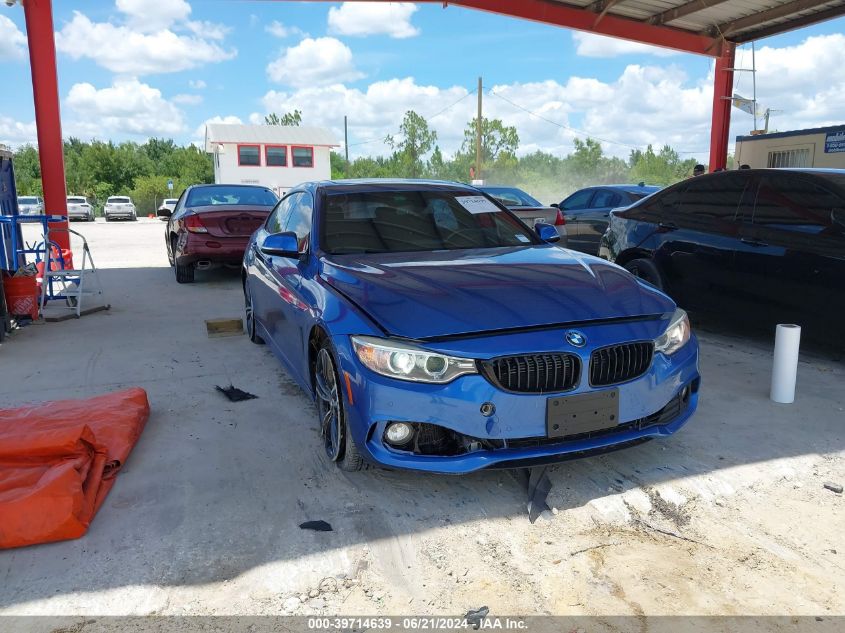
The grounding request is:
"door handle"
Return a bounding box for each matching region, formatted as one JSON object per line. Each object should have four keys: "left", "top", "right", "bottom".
{"left": 740, "top": 237, "right": 768, "bottom": 247}
{"left": 658, "top": 222, "right": 678, "bottom": 230}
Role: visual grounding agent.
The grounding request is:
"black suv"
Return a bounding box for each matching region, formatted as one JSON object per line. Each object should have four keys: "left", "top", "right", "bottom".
{"left": 600, "top": 169, "right": 845, "bottom": 343}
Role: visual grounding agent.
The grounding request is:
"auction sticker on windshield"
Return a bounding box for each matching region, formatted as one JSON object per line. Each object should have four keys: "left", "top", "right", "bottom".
{"left": 455, "top": 196, "right": 501, "bottom": 214}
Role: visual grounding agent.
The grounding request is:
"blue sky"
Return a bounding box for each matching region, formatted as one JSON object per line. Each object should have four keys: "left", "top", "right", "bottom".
{"left": 2, "top": 1, "right": 844, "bottom": 161}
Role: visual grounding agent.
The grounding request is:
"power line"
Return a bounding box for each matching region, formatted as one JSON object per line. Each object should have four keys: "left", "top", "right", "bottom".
{"left": 487, "top": 88, "right": 711, "bottom": 155}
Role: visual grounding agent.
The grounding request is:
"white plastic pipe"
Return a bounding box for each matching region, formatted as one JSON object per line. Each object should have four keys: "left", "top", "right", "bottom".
{"left": 770, "top": 324, "right": 801, "bottom": 404}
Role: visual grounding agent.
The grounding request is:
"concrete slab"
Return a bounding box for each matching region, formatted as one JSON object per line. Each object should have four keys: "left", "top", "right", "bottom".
{"left": 1, "top": 219, "right": 843, "bottom": 617}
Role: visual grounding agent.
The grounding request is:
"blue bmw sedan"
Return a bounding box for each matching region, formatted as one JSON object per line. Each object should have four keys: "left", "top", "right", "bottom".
{"left": 242, "top": 179, "right": 700, "bottom": 473}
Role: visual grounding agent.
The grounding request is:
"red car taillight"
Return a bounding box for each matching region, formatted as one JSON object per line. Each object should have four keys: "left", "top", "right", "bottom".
{"left": 554, "top": 208, "right": 566, "bottom": 226}
{"left": 184, "top": 214, "right": 208, "bottom": 234}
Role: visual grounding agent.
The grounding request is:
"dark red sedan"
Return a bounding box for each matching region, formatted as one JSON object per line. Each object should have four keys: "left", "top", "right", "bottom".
{"left": 161, "top": 184, "right": 278, "bottom": 283}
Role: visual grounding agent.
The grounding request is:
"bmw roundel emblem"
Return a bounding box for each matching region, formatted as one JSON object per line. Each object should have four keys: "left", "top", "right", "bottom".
{"left": 566, "top": 330, "right": 587, "bottom": 347}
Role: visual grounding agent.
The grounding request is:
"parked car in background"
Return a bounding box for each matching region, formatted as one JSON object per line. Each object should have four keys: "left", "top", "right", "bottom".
{"left": 157, "top": 198, "right": 178, "bottom": 220}
{"left": 243, "top": 179, "right": 699, "bottom": 473}
{"left": 104, "top": 196, "right": 137, "bottom": 221}
{"left": 17, "top": 196, "right": 43, "bottom": 216}
{"left": 600, "top": 168, "right": 845, "bottom": 344}
{"left": 66, "top": 195, "right": 95, "bottom": 222}
{"left": 555, "top": 184, "right": 660, "bottom": 254}
{"left": 478, "top": 185, "right": 567, "bottom": 246}
{"left": 164, "top": 183, "right": 278, "bottom": 283}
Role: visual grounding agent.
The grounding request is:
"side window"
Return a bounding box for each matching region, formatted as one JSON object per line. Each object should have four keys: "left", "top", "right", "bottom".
{"left": 265, "top": 193, "right": 298, "bottom": 234}
{"left": 675, "top": 174, "right": 749, "bottom": 230}
{"left": 627, "top": 183, "right": 686, "bottom": 223}
{"left": 561, "top": 189, "right": 593, "bottom": 210}
{"left": 590, "top": 190, "right": 622, "bottom": 208}
{"left": 171, "top": 190, "right": 188, "bottom": 219}
{"left": 284, "top": 192, "right": 314, "bottom": 252}
{"left": 753, "top": 175, "right": 836, "bottom": 234}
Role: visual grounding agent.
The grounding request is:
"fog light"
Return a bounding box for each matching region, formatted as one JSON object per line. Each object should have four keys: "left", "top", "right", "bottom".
{"left": 385, "top": 422, "right": 413, "bottom": 446}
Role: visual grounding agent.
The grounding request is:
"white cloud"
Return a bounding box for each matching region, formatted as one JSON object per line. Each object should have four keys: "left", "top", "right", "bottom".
{"left": 186, "top": 20, "right": 230, "bottom": 41}
{"left": 328, "top": 2, "right": 419, "bottom": 39}
{"left": 188, "top": 79, "right": 206, "bottom": 90}
{"left": 172, "top": 93, "right": 203, "bottom": 105}
{"left": 193, "top": 115, "right": 243, "bottom": 143}
{"left": 55, "top": 10, "right": 235, "bottom": 75}
{"left": 0, "top": 116, "right": 37, "bottom": 147}
{"left": 252, "top": 30, "right": 845, "bottom": 165}
{"left": 267, "top": 37, "right": 364, "bottom": 87}
{"left": 265, "top": 20, "right": 305, "bottom": 39}
{"left": 572, "top": 32, "right": 678, "bottom": 58}
{"left": 65, "top": 78, "right": 186, "bottom": 138}
{"left": 116, "top": 0, "right": 191, "bottom": 32}
{"left": 0, "top": 15, "right": 27, "bottom": 60}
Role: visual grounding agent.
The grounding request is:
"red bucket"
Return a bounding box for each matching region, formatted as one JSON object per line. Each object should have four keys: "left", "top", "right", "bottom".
{"left": 3, "top": 274, "right": 40, "bottom": 320}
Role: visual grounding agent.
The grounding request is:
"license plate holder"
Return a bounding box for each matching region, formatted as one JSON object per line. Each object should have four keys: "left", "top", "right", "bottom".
{"left": 546, "top": 389, "right": 620, "bottom": 438}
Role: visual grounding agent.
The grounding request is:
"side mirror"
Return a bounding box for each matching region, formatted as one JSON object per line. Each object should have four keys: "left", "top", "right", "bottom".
{"left": 535, "top": 222, "right": 560, "bottom": 243}
{"left": 156, "top": 208, "right": 172, "bottom": 218}
{"left": 261, "top": 231, "right": 299, "bottom": 258}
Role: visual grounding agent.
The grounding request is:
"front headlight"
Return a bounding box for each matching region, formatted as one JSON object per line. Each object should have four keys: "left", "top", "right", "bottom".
{"left": 654, "top": 308, "right": 691, "bottom": 355}
{"left": 351, "top": 335, "right": 477, "bottom": 384}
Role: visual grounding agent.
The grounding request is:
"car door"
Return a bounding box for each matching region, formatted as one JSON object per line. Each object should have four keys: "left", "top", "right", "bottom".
{"left": 735, "top": 173, "right": 845, "bottom": 325}
{"left": 559, "top": 188, "right": 595, "bottom": 252}
{"left": 251, "top": 193, "right": 296, "bottom": 344}
{"left": 578, "top": 189, "right": 624, "bottom": 255}
{"left": 259, "top": 191, "right": 315, "bottom": 375}
{"left": 653, "top": 173, "right": 751, "bottom": 307}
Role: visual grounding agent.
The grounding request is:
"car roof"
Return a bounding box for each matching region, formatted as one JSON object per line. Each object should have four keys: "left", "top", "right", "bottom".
{"left": 598, "top": 184, "right": 662, "bottom": 192}
{"left": 306, "top": 178, "right": 479, "bottom": 195}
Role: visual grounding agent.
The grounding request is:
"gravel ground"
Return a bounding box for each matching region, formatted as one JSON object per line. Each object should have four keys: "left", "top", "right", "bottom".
{"left": 1, "top": 219, "right": 843, "bottom": 626}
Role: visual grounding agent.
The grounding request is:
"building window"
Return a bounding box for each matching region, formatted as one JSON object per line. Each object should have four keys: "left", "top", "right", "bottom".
{"left": 292, "top": 146, "right": 314, "bottom": 168}
{"left": 238, "top": 145, "right": 260, "bottom": 166}
{"left": 767, "top": 149, "right": 810, "bottom": 168}
{"left": 266, "top": 145, "right": 287, "bottom": 167}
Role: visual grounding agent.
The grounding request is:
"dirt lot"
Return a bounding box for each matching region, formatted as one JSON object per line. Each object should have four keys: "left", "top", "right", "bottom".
{"left": 1, "top": 219, "right": 843, "bottom": 622}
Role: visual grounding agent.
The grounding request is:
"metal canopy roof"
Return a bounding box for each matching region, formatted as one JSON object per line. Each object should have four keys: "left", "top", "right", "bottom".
{"left": 445, "top": 0, "right": 845, "bottom": 55}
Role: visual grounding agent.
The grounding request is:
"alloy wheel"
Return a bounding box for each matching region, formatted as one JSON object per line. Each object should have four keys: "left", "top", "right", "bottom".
{"left": 315, "top": 348, "right": 343, "bottom": 461}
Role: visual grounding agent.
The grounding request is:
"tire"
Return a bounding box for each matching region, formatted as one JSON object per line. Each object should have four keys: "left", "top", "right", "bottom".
{"left": 244, "top": 280, "right": 264, "bottom": 344}
{"left": 104, "top": 215, "right": 111, "bottom": 222}
{"left": 131, "top": 214, "right": 138, "bottom": 221}
{"left": 314, "top": 344, "right": 364, "bottom": 472}
{"left": 175, "top": 260, "right": 194, "bottom": 283}
{"left": 624, "top": 258, "right": 664, "bottom": 290}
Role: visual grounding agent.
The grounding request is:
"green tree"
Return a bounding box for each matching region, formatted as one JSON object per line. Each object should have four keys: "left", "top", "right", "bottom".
{"left": 265, "top": 110, "right": 302, "bottom": 126}
{"left": 629, "top": 144, "right": 695, "bottom": 186}
{"left": 457, "top": 116, "right": 520, "bottom": 176}
{"left": 385, "top": 110, "right": 437, "bottom": 178}
{"left": 330, "top": 151, "right": 348, "bottom": 180}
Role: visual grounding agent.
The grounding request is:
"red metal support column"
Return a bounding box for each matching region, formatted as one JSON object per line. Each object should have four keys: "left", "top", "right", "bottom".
{"left": 708, "top": 42, "right": 736, "bottom": 172}
{"left": 23, "top": 0, "right": 70, "bottom": 252}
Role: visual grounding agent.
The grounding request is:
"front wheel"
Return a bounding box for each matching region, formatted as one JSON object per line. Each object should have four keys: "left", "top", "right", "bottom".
{"left": 624, "top": 258, "right": 664, "bottom": 290}
{"left": 314, "top": 345, "right": 364, "bottom": 471}
{"left": 244, "top": 281, "right": 264, "bottom": 344}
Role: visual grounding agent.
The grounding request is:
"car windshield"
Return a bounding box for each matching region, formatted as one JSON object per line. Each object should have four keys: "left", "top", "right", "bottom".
{"left": 479, "top": 187, "right": 542, "bottom": 207}
{"left": 109, "top": 197, "right": 130, "bottom": 203}
{"left": 67, "top": 197, "right": 87, "bottom": 203}
{"left": 19, "top": 197, "right": 38, "bottom": 204}
{"left": 321, "top": 189, "right": 538, "bottom": 255}
{"left": 186, "top": 186, "right": 277, "bottom": 207}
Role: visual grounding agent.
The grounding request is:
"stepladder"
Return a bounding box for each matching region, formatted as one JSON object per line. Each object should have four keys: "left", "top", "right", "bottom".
{"left": 39, "top": 227, "right": 110, "bottom": 321}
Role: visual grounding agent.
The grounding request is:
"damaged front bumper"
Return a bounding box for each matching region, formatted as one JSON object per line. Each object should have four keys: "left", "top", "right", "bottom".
{"left": 334, "top": 319, "right": 701, "bottom": 474}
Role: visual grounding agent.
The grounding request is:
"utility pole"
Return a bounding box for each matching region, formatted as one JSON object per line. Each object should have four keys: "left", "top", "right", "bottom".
{"left": 751, "top": 42, "right": 758, "bottom": 131}
{"left": 344, "top": 115, "right": 349, "bottom": 164}
{"left": 475, "top": 76, "right": 482, "bottom": 182}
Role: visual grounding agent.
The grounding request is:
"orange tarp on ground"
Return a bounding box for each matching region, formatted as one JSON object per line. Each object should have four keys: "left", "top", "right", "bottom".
{"left": 0, "top": 388, "right": 150, "bottom": 549}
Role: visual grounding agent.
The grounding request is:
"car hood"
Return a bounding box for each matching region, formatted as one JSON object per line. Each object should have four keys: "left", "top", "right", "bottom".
{"left": 321, "top": 246, "right": 673, "bottom": 339}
